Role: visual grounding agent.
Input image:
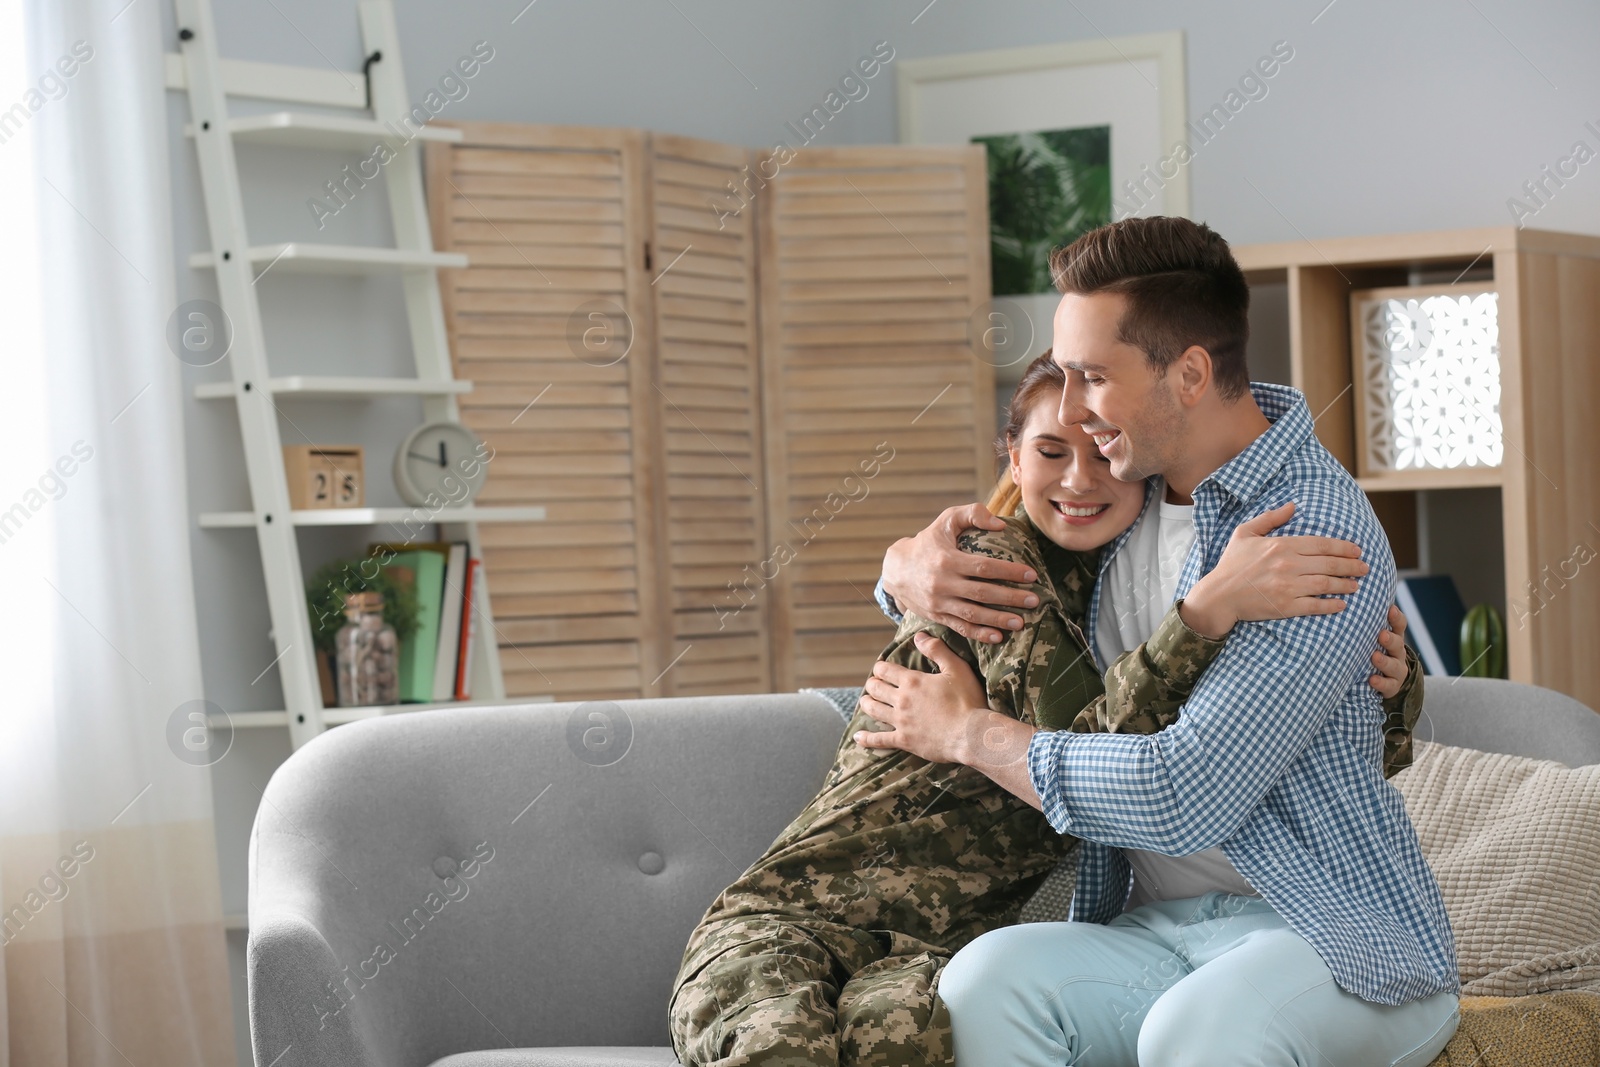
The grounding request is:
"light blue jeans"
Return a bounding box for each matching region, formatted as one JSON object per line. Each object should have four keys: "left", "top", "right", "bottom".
{"left": 938, "top": 892, "right": 1459, "bottom": 1067}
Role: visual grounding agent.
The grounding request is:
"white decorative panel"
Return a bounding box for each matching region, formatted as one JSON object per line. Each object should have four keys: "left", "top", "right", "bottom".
{"left": 1355, "top": 289, "right": 1502, "bottom": 473}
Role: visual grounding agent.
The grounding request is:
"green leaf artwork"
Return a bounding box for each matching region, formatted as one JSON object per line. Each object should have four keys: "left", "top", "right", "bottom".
{"left": 974, "top": 126, "right": 1112, "bottom": 296}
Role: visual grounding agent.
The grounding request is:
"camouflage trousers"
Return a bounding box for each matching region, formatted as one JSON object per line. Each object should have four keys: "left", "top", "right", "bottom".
{"left": 669, "top": 913, "right": 953, "bottom": 1067}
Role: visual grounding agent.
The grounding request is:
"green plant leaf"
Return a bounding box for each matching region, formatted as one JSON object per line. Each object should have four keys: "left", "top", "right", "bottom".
{"left": 975, "top": 125, "right": 1112, "bottom": 295}
{"left": 305, "top": 555, "right": 422, "bottom": 655}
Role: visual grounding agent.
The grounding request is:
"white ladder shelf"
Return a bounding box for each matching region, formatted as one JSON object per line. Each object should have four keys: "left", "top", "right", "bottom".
{"left": 169, "top": 0, "right": 538, "bottom": 747}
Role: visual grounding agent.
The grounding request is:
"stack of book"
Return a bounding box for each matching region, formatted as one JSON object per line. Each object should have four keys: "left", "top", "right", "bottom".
{"left": 1394, "top": 570, "right": 1467, "bottom": 676}
{"left": 373, "top": 541, "right": 483, "bottom": 703}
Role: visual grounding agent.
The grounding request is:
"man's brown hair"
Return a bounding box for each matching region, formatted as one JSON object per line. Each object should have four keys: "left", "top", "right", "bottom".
{"left": 1048, "top": 217, "right": 1251, "bottom": 401}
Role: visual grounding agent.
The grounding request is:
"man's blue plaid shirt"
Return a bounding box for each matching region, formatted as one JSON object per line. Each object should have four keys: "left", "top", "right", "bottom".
{"left": 876, "top": 382, "right": 1458, "bottom": 1005}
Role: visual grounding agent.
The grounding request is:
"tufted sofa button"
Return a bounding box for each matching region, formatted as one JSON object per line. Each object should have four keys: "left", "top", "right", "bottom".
{"left": 637, "top": 851, "right": 665, "bottom": 875}
{"left": 433, "top": 856, "right": 459, "bottom": 879}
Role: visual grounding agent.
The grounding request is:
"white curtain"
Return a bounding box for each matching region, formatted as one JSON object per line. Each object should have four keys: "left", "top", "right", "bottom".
{"left": 0, "top": 0, "right": 234, "bottom": 1063}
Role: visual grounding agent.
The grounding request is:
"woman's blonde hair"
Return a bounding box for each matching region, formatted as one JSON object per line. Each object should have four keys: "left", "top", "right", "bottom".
{"left": 986, "top": 351, "right": 1067, "bottom": 517}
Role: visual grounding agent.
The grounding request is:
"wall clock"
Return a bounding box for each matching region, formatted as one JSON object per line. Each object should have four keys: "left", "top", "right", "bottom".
{"left": 393, "top": 421, "right": 490, "bottom": 507}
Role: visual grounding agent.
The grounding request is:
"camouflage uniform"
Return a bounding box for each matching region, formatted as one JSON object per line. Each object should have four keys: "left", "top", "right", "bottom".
{"left": 669, "top": 510, "right": 1425, "bottom": 1067}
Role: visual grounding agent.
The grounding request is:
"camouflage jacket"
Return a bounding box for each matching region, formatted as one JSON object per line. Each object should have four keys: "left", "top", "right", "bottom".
{"left": 684, "top": 509, "right": 1424, "bottom": 958}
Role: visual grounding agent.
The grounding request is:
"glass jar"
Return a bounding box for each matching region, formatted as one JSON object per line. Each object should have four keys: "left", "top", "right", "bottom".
{"left": 334, "top": 589, "right": 398, "bottom": 707}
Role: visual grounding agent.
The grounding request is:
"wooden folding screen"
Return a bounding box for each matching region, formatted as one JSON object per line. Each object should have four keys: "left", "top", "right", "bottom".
{"left": 646, "top": 134, "right": 771, "bottom": 696}
{"left": 428, "top": 127, "right": 993, "bottom": 699}
{"left": 427, "top": 124, "right": 665, "bottom": 702}
{"left": 757, "top": 146, "right": 996, "bottom": 689}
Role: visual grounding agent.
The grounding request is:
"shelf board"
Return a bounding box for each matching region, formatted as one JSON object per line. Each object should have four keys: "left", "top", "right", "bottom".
{"left": 1357, "top": 467, "right": 1503, "bottom": 492}
{"left": 187, "top": 111, "right": 464, "bottom": 150}
{"left": 1234, "top": 226, "right": 1515, "bottom": 272}
{"left": 195, "top": 376, "right": 473, "bottom": 400}
{"left": 198, "top": 505, "right": 547, "bottom": 528}
{"left": 188, "top": 243, "right": 467, "bottom": 275}
{"left": 224, "top": 913, "right": 248, "bottom": 933}
{"left": 213, "top": 695, "right": 556, "bottom": 730}
{"left": 162, "top": 52, "right": 368, "bottom": 108}
{"left": 1236, "top": 225, "right": 1600, "bottom": 273}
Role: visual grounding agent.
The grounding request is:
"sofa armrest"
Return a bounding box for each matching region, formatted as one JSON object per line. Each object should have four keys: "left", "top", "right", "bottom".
{"left": 246, "top": 694, "right": 846, "bottom": 1065}
{"left": 248, "top": 909, "right": 378, "bottom": 1067}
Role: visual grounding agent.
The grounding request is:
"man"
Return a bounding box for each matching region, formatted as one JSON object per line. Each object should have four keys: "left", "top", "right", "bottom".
{"left": 859, "top": 217, "right": 1459, "bottom": 1067}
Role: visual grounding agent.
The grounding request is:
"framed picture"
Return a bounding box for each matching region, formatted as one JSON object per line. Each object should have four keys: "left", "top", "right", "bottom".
{"left": 898, "top": 33, "right": 1188, "bottom": 309}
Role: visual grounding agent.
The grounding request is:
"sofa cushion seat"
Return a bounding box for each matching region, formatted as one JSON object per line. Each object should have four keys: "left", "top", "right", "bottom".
{"left": 418, "top": 996, "right": 1600, "bottom": 1067}
{"left": 430, "top": 1048, "right": 678, "bottom": 1067}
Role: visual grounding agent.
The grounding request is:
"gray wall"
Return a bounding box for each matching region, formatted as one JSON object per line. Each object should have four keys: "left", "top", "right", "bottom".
{"left": 849, "top": 0, "right": 1600, "bottom": 241}
{"left": 165, "top": 3, "right": 1600, "bottom": 1063}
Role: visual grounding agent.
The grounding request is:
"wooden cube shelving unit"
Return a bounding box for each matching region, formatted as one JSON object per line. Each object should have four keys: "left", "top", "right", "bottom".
{"left": 1234, "top": 226, "right": 1600, "bottom": 711}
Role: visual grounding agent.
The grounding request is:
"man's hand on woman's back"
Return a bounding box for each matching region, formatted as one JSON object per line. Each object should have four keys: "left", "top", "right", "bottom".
{"left": 880, "top": 503, "right": 1040, "bottom": 645}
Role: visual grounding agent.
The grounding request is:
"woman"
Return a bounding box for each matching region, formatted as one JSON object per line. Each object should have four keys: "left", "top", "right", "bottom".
{"left": 668, "top": 353, "right": 1421, "bottom": 1067}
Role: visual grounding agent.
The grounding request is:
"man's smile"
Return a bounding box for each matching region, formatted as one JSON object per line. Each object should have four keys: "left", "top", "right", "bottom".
{"left": 1086, "top": 428, "right": 1122, "bottom": 454}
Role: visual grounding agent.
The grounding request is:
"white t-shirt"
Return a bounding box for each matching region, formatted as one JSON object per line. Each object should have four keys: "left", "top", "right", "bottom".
{"left": 1094, "top": 478, "right": 1258, "bottom": 907}
{"left": 1095, "top": 483, "right": 1198, "bottom": 673}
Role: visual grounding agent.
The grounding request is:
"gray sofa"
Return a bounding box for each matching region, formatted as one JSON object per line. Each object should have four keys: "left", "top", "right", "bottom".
{"left": 247, "top": 679, "right": 1600, "bottom": 1067}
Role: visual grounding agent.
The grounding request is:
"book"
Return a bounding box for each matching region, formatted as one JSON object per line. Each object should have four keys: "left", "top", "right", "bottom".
{"left": 316, "top": 648, "right": 337, "bottom": 706}
{"left": 454, "top": 557, "right": 480, "bottom": 701}
{"left": 1394, "top": 571, "right": 1468, "bottom": 676}
{"left": 431, "top": 543, "right": 469, "bottom": 701}
{"left": 378, "top": 548, "right": 447, "bottom": 702}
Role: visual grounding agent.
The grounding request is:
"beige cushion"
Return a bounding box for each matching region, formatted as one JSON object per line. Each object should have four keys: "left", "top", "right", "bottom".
{"left": 1395, "top": 741, "right": 1600, "bottom": 996}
